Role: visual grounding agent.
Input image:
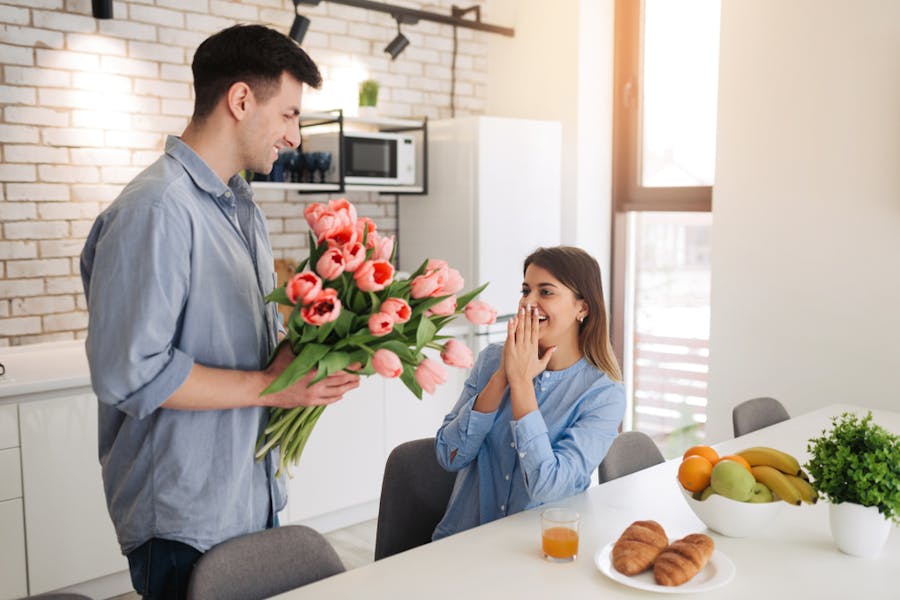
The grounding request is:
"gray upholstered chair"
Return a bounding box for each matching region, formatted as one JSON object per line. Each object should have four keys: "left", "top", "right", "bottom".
{"left": 374, "top": 437, "right": 456, "bottom": 560}
{"left": 732, "top": 396, "right": 790, "bottom": 437}
{"left": 597, "top": 431, "right": 665, "bottom": 484}
{"left": 186, "top": 525, "right": 344, "bottom": 600}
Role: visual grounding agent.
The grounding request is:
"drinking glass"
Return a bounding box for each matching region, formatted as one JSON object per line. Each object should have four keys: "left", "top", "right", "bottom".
{"left": 317, "top": 152, "right": 332, "bottom": 183}
{"left": 541, "top": 508, "right": 579, "bottom": 562}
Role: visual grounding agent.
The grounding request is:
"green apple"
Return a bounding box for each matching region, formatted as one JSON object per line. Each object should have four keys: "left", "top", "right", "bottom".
{"left": 747, "top": 482, "right": 774, "bottom": 503}
{"left": 710, "top": 460, "right": 756, "bottom": 501}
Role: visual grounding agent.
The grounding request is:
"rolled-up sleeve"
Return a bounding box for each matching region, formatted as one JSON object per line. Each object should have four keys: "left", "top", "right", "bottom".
{"left": 82, "top": 196, "right": 193, "bottom": 420}
{"left": 512, "top": 383, "right": 625, "bottom": 504}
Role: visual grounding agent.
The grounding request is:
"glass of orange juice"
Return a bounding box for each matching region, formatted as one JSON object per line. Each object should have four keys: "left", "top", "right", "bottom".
{"left": 541, "top": 508, "right": 579, "bottom": 562}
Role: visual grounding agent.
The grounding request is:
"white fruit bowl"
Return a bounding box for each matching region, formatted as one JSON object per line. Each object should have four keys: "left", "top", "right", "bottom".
{"left": 679, "top": 484, "right": 782, "bottom": 538}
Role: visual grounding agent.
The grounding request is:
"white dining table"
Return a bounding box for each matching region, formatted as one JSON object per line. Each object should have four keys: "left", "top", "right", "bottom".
{"left": 272, "top": 404, "right": 899, "bottom": 599}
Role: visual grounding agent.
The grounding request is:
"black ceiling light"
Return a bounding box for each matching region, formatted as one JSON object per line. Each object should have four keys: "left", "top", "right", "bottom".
{"left": 384, "top": 16, "right": 414, "bottom": 60}
{"left": 289, "top": 14, "right": 311, "bottom": 44}
{"left": 92, "top": 0, "right": 113, "bottom": 19}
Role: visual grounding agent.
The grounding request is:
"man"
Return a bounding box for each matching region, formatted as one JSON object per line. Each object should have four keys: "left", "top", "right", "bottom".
{"left": 80, "top": 25, "right": 359, "bottom": 599}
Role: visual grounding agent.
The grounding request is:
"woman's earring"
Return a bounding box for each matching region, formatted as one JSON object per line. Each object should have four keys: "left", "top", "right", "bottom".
{"left": 577, "top": 315, "right": 585, "bottom": 323}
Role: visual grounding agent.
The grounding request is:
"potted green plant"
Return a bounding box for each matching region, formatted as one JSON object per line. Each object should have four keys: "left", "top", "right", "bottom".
{"left": 805, "top": 411, "right": 900, "bottom": 557}
{"left": 358, "top": 79, "right": 379, "bottom": 117}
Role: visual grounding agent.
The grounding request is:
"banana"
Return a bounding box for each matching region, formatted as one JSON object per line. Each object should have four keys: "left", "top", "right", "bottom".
{"left": 785, "top": 474, "right": 818, "bottom": 504}
{"left": 737, "top": 446, "right": 801, "bottom": 476}
{"left": 751, "top": 465, "right": 802, "bottom": 506}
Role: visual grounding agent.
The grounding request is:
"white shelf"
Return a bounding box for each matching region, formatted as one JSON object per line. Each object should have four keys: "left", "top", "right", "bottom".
{"left": 300, "top": 111, "right": 423, "bottom": 129}
{"left": 250, "top": 181, "right": 424, "bottom": 194}
{"left": 250, "top": 182, "right": 341, "bottom": 192}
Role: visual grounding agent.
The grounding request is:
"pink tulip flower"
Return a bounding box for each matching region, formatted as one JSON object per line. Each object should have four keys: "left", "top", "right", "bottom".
{"left": 415, "top": 358, "right": 447, "bottom": 395}
{"left": 372, "top": 349, "right": 402, "bottom": 378}
{"left": 300, "top": 288, "right": 341, "bottom": 326}
{"left": 426, "top": 295, "right": 457, "bottom": 316}
{"left": 368, "top": 311, "right": 394, "bottom": 337}
{"left": 316, "top": 248, "right": 346, "bottom": 280}
{"left": 410, "top": 270, "right": 442, "bottom": 298}
{"left": 342, "top": 242, "right": 366, "bottom": 272}
{"left": 441, "top": 339, "right": 473, "bottom": 369}
{"left": 303, "top": 202, "right": 326, "bottom": 229}
{"left": 369, "top": 232, "right": 395, "bottom": 261}
{"left": 285, "top": 271, "right": 322, "bottom": 305}
{"left": 379, "top": 297, "right": 411, "bottom": 324}
{"left": 357, "top": 217, "right": 377, "bottom": 240}
{"left": 465, "top": 300, "right": 497, "bottom": 325}
{"left": 354, "top": 259, "right": 394, "bottom": 292}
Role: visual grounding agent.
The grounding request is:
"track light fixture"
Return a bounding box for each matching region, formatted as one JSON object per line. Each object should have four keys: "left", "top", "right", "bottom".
{"left": 91, "top": 0, "right": 113, "bottom": 19}
{"left": 289, "top": 0, "right": 314, "bottom": 44}
{"left": 384, "top": 17, "right": 411, "bottom": 60}
{"left": 289, "top": 14, "right": 311, "bottom": 44}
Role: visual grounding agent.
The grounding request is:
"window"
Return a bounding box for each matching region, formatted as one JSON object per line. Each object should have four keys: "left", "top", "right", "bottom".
{"left": 612, "top": 0, "right": 720, "bottom": 456}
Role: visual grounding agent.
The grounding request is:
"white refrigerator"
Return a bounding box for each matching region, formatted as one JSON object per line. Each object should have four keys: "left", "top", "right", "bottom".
{"left": 397, "top": 116, "right": 562, "bottom": 326}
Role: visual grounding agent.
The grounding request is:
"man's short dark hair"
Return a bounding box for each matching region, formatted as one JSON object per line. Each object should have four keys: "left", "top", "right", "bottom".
{"left": 191, "top": 24, "right": 322, "bottom": 121}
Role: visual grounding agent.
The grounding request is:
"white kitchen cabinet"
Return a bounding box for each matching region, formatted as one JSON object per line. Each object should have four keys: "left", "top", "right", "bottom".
{"left": 19, "top": 393, "right": 126, "bottom": 595}
{"left": 0, "top": 402, "right": 26, "bottom": 600}
{"left": 280, "top": 377, "right": 386, "bottom": 530}
{"left": 0, "top": 498, "right": 27, "bottom": 600}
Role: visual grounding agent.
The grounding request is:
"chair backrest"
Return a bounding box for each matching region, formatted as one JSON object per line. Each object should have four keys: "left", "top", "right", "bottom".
{"left": 732, "top": 396, "right": 790, "bottom": 437}
{"left": 597, "top": 431, "right": 665, "bottom": 484}
{"left": 374, "top": 437, "right": 456, "bottom": 561}
{"left": 186, "top": 525, "right": 344, "bottom": 600}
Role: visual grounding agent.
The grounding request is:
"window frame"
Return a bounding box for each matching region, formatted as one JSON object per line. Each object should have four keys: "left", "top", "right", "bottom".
{"left": 610, "top": 0, "right": 713, "bottom": 368}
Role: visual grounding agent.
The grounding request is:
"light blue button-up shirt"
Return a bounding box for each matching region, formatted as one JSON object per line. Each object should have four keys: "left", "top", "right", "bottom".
{"left": 80, "top": 136, "right": 285, "bottom": 554}
{"left": 433, "top": 343, "right": 625, "bottom": 540}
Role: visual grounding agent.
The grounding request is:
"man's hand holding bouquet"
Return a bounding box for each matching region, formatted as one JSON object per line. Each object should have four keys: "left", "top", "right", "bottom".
{"left": 256, "top": 198, "right": 497, "bottom": 476}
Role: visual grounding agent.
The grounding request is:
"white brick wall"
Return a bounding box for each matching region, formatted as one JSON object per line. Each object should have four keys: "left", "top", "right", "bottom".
{"left": 1, "top": 0, "right": 490, "bottom": 346}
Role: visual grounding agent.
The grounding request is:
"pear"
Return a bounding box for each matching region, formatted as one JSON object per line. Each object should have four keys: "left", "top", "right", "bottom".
{"left": 747, "top": 482, "right": 774, "bottom": 503}
{"left": 710, "top": 460, "right": 756, "bottom": 501}
{"left": 699, "top": 486, "right": 716, "bottom": 501}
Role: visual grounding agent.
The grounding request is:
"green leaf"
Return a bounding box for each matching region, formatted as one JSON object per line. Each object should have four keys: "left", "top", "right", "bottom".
{"left": 410, "top": 294, "right": 452, "bottom": 319}
{"left": 334, "top": 306, "right": 356, "bottom": 338}
{"left": 374, "top": 340, "right": 418, "bottom": 363}
{"left": 309, "top": 351, "right": 351, "bottom": 385}
{"left": 408, "top": 258, "right": 430, "bottom": 280}
{"left": 399, "top": 363, "right": 423, "bottom": 399}
{"left": 455, "top": 281, "right": 490, "bottom": 310}
{"left": 298, "top": 319, "right": 318, "bottom": 344}
{"left": 261, "top": 342, "right": 330, "bottom": 395}
{"left": 266, "top": 287, "right": 293, "bottom": 306}
{"left": 415, "top": 316, "right": 437, "bottom": 351}
{"left": 315, "top": 319, "right": 337, "bottom": 343}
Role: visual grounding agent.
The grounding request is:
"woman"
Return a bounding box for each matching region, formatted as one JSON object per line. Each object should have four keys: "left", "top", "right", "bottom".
{"left": 433, "top": 246, "right": 625, "bottom": 540}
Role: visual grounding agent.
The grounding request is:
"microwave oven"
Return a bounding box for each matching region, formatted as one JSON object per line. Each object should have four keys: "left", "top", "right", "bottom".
{"left": 303, "top": 130, "right": 416, "bottom": 186}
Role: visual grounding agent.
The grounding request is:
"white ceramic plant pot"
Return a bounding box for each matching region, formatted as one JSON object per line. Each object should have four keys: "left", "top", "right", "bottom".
{"left": 828, "top": 502, "right": 892, "bottom": 557}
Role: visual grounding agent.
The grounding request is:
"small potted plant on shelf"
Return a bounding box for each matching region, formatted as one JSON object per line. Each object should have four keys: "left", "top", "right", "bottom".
{"left": 805, "top": 411, "right": 900, "bottom": 557}
{"left": 358, "top": 79, "right": 379, "bottom": 118}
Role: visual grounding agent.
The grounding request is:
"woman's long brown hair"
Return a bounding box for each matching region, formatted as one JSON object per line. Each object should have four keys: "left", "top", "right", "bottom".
{"left": 524, "top": 246, "right": 622, "bottom": 381}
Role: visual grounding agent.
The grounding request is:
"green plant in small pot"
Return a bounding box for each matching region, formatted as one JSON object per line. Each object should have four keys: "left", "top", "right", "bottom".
{"left": 358, "top": 79, "right": 379, "bottom": 117}
{"left": 805, "top": 411, "right": 900, "bottom": 557}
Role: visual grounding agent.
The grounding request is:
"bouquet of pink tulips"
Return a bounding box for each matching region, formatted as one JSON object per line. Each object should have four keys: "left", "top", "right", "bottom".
{"left": 256, "top": 198, "right": 497, "bottom": 476}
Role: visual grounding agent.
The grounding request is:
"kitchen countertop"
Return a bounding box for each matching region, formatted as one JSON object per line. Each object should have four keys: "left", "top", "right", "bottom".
{"left": 0, "top": 340, "right": 92, "bottom": 402}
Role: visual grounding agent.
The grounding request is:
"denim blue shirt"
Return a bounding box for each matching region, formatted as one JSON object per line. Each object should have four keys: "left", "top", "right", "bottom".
{"left": 80, "top": 136, "right": 285, "bottom": 554}
{"left": 433, "top": 343, "right": 625, "bottom": 540}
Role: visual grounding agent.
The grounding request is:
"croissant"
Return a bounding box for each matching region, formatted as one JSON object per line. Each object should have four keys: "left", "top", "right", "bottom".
{"left": 611, "top": 520, "right": 669, "bottom": 576}
{"left": 653, "top": 533, "right": 714, "bottom": 586}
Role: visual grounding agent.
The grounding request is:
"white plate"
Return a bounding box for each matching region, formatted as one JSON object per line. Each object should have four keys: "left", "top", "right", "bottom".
{"left": 594, "top": 541, "right": 735, "bottom": 594}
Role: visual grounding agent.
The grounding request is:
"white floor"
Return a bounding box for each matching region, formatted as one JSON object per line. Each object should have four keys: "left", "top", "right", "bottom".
{"left": 105, "top": 519, "right": 377, "bottom": 599}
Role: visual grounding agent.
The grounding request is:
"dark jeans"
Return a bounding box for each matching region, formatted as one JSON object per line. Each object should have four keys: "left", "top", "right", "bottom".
{"left": 127, "top": 538, "right": 202, "bottom": 600}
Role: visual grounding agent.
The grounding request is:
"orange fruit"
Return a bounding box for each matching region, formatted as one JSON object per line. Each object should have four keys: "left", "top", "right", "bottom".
{"left": 678, "top": 455, "right": 713, "bottom": 493}
{"left": 718, "top": 454, "right": 752, "bottom": 473}
{"left": 683, "top": 445, "right": 720, "bottom": 465}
